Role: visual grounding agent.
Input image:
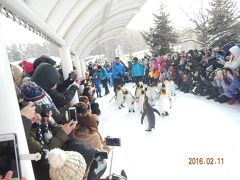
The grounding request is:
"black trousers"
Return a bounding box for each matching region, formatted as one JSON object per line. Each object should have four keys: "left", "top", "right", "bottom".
{"left": 133, "top": 76, "right": 143, "bottom": 85}
{"left": 101, "top": 78, "right": 110, "bottom": 94}
{"left": 113, "top": 78, "right": 123, "bottom": 92}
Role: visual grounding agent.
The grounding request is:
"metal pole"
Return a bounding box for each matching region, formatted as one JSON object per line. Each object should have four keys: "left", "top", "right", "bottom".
{"left": 109, "top": 147, "right": 114, "bottom": 177}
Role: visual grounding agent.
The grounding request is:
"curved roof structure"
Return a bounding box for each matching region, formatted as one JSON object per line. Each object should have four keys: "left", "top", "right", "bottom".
{"left": 0, "top": 0, "right": 147, "bottom": 59}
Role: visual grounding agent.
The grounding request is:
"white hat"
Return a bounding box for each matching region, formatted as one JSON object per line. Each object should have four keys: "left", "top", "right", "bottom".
{"left": 48, "top": 148, "right": 86, "bottom": 180}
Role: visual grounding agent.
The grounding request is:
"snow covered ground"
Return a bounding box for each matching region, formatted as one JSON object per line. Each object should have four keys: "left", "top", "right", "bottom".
{"left": 97, "top": 83, "right": 240, "bottom": 180}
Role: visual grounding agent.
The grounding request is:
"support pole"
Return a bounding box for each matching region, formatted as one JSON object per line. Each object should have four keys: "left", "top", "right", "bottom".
{"left": 79, "top": 56, "right": 86, "bottom": 79}
{"left": 73, "top": 55, "right": 84, "bottom": 94}
{"left": 0, "top": 18, "right": 35, "bottom": 179}
{"left": 59, "top": 46, "right": 79, "bottom": 106}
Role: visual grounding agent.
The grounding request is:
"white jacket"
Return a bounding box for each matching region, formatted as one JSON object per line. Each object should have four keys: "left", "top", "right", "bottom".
{"left": 224, "top": 46, "right": 240, "bottom": 71}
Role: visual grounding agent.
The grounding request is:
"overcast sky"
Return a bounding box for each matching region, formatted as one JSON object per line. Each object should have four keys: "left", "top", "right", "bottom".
{"left": 1, "top": 0, "right": 239, "bottom": 45}
{"left": 127, "top": 0, "right": 240, "bottom": 30}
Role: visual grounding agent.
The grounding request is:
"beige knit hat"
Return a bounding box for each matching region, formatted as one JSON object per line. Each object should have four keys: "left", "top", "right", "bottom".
{"left": 10, "top": 63, "right": 23, "bottom": 86}
{"left": 48, "top": 148, "right": 86, "bottom": 180}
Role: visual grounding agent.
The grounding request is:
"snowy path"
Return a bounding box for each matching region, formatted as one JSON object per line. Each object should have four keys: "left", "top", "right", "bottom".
{"left": 96, "top": 83, "right": 240, "bottom": 180}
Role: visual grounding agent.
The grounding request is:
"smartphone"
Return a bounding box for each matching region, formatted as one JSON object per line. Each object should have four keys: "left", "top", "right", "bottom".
{"left": 95, "top": 151, "right": 108, "bottom": 159}
{"left": 68, "top": 107, "right": 77, "bottom": 121}
{"left": 105, "top": 137, "right": 121, "bottom": 146}
{"left": 0, "top": 133, "right": 21, "bottom": 179}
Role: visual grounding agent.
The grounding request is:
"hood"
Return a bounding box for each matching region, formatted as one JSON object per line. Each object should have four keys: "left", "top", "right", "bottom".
{"left": 229, "top": 46, "right": 240, "bottom": 58}
{"left": 31, "top": 63, "right": 60, "bottom": 91}
{"left": 76, "top": 131, "right": 98, "bottom": 143}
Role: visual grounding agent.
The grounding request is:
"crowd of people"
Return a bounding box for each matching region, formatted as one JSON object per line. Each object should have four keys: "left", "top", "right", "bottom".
{"left": 6, "top": 42, "right": 240, "bottom": 180}
{"left": 10, "top": 55, "right": 129, "bottom": 180}
{"left": 87, "top": 43, "right": 240, "bottom": 106}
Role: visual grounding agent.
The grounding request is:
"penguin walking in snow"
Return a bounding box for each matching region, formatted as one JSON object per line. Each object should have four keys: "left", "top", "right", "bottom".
{"left": 124, "top": 90, "right": 135, "bottom": 112}
{"left": 169, "top": 79, "right": 176, "bottom": 96}
{"left": 134, "top": 83, "right": 143, "bottom": 101}
{"left": 116, "top": 85, "right": 125, "bottom": 109}
{"left": 157, "top": 80, "right": 163, "bottom": 94}
{"left": 138, "top": 90, "right": 145, "bottom": 114}
{"left": 159, "top": 86, "right": 171, "bottom": 116}
{"left": 145, "top": 84, "right": 159, "bottom": 106}
{"left": 141, "top": 97, "right": 161, "bottom": 131}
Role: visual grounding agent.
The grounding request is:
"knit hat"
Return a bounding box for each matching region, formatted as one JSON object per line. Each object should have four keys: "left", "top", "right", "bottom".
{"left": 133, "top": 57, "right": 138, "bottom": 62}
{"left": 21, "top": 60, "right": 34, "bottom": 75}
{"left": 33, "top": 55, "right": 56, "bottom": 69}
{"left": 10, "top": 63, "right": 23, "bottom": 86}
{"left": 31, "top": 63, "right": 60, "bottom": 91}
{"left": 20, "top": 81, "right": 45, "bottom": 102}
{"left": 20, "top": 81, "right": 53, "bottom": 116}
{"left": 48, "top": 148, "right": 86, "bottom": 180}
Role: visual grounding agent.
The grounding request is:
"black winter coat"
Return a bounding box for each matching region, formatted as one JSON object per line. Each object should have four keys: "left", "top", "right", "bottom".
{"left": 32, "top": 63, "right": 79, "bottom": 109}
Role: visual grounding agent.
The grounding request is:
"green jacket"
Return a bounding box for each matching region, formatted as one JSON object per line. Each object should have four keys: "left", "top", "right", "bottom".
{"left": 27, "top": 123, "right": 69, "bottom": 153}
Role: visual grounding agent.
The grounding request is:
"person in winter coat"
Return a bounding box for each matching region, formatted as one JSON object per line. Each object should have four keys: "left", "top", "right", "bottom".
{"left": 96, "top": 65, "right": 110, "bottom": 95}
{"left": 220, "top": 45, "right": 240, "bottom": 71}
{"left": 223, "top": 67, "right": 240, "bottom": 104}
{"left": 20, "top": 80, "right": 61, "bottom": 124}
{"left": 20, "top": 101, "right": 77, "bottom": 180}
{"left": 214, "top": 70, "right": 233, "bottom": 103}
{"left": 93, "top": 74, "right": 102, "bottom": 97}
{"left": 75, "top": 113, "right": 110, "bottom": 153}
{"left": 10, "top": 63, "right": 24, "bottom": 101}
{"left": 106, "top": 64, "right": 113, "bottom": 87}
{"left": 131, "top": 57, "right": 144, "bottom": 85}
{"left": 82, "top": 86, "right": 95, "bottom": 105}
{"left": 31, "top": 63, "right": 80, "bottom": 123}
{"left": 112, "top": 57, "right": 125, "bottom": 93}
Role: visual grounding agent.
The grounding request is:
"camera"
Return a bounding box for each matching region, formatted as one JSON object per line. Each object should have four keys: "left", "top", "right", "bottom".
{"left": 94, "top": 150, "right": 108, "bottom": 159}
{"left": 68, "top": 107, "right": 77, "bottom": 121}
{"left": 105, "top": 137, "right": 121, "bottom": 146}
{"left": 0, "top": 133, "right": 21, "bottom": 179}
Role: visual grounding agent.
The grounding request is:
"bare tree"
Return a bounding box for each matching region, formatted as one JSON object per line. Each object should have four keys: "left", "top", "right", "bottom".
{"left": 180, "top": 0, "right": 210, "bottom": 46}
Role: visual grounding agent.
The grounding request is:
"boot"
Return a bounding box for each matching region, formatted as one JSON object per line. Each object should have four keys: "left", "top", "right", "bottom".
{"left": 121, "top": 170, "right": 127, "bottom": 179}
{"left": 105, "top": 88, "right": 110, "bottom": 95}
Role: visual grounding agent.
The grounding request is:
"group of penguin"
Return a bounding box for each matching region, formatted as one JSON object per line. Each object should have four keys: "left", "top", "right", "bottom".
{"left": 114, "top": 80, "right": 176, "bottom": 131}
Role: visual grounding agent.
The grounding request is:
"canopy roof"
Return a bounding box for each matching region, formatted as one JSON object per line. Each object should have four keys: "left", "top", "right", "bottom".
{"left": 0, "top": 0, "right": 146, "bottom": 58}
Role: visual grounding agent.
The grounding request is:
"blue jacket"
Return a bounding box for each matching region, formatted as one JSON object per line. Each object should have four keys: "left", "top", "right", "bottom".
{"left": 112, "top": 63, "right": 125, "bottom": 79}
{"left": 131, "top": 63, "right": 144, "bottom": 78}
{"left": 95, "top": 67, "right": 107, "bottom": 80}
{"left": 230, "top": 76, "right": 240, "bottom": 91}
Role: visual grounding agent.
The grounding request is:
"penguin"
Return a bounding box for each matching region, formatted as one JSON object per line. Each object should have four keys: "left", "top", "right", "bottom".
{"left": 169, "top": 79, "right": 176, "bottom": 96}
{"left": 134, "top": 83, "right": 143, "bottom": 101}
{"left": 145, "top": 84, "right": 159, "bottom": 106}
{"left": 159, "top": 88, "right": 171, "bottom": 117}
{"left": 124, "top": 90, "right": 135, "bottom": 112}
{"left": 141, "top": 97, "right": 161, "bottom": 131}
{"left": 157, "top": 80, "right": 163, "bottom": 94}
{"left": 116, "top": 85, "right": 125, "bottom": 109}
{"left": 138, "top": 89, "right": 145, "bottom": 114}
